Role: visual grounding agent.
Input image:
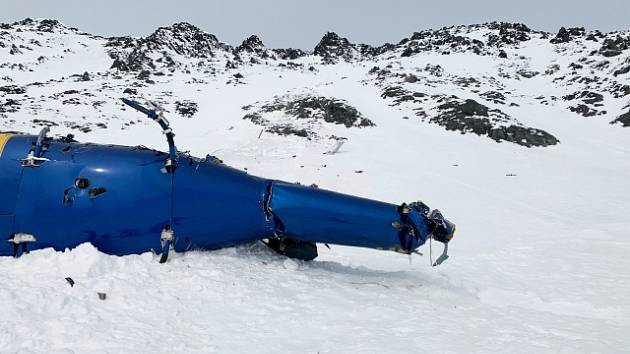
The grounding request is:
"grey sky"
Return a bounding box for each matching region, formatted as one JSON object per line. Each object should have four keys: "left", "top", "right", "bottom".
{"left": 1, "top": 0, "right": 629, "bottom": 49}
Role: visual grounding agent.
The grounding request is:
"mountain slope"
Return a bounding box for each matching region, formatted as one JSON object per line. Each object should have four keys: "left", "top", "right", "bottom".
{"left": 0, "top": 18, "right": 629, "bottom": 353}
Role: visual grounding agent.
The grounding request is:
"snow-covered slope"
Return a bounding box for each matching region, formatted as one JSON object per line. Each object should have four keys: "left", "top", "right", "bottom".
{"left": 1, "top": 18, "right": 629, "bottom": 353}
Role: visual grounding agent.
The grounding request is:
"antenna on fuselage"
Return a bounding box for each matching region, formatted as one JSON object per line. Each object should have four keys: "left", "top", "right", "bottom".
{"left": 121, "top": 98, "right": 178, "bottom": 173}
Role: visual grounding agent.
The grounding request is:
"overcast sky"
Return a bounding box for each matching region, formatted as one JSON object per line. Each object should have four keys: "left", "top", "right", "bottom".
{"left": 1, "top": 0, "right": 629, "bottom": 49}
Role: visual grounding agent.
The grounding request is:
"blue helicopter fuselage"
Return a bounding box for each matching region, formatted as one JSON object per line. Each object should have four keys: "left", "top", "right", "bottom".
{"left": 0, "top": 132, "right": 450, "bottom": 260}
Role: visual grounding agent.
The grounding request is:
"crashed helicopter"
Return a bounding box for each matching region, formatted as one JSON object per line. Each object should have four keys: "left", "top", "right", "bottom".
{"left": 0, "top": 98, "right": 455, "bottom": 265}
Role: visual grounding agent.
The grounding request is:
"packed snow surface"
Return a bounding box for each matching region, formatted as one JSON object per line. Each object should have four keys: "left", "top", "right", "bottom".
{"left": 0, "top": 19, "right": 629, "bottom": 353}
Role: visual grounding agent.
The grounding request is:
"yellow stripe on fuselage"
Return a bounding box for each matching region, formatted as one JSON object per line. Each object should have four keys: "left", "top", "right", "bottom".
{"left": 0, "top": 133, "right": 13, "bottom": 158}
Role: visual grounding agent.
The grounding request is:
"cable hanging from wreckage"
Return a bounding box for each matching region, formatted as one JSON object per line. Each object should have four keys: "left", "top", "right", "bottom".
{"left": 0, "top": 98, "right": 455, "bottom": 266}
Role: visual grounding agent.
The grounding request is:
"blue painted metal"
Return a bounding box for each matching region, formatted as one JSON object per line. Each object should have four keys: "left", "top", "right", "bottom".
{"left": 0, "top": 111, "right": 455, "bottom": 262}
{"left": 268, "top": 181, "right": 430, "bottom": 252}
{"left": 121, "top": 98, "right": 177, "bottom": 169}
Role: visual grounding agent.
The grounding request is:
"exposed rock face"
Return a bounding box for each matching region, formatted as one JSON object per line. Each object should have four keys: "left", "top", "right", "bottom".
{"left": 614, "top": 65, "right": 630, "bottom": 77}
{"left": 245, "top": 95, "right": 373, "bottom": 127}
{"left": 106, "top": 24, "right": 309, "bottom": 71}
{"left": 563, "top": 91, "right": 607, "bottom": 117}
{"left": 233, "top": 35, "right": 297, "bottom": 64}
{"left": 272, "top": 48, "right": 306, "bottom": 60}
{"left": 563, "top": 91, "right": 604, "bottom": 105}
{"left": 400, "top": 29, "right": 485, "bottom": 57}
{"left": 314, "top": 32, "right": 353, "bottom": 61}
{"left": 380, "top": 86, "right": 558, "bottom": 147}
{"left": 487, "top": 22, "right": 531, "bottom": 46}
{"left": 174, "top": 100, "right": 198, "bottom": 118}
{"left": 9, "top": 44, "right": 22, "bottom": 55}
{"left": 0, "top": 98, "right": 21, "bottom": 114}
{"left": 550, "top": 27, "right": 585, "bottom": 44}
{"left": 611, "top": 110, "right": 630, "bottom": 127}
{"left": 313, "top": 32, "right": 379, "bottom": 63}
{"left": 434, "top": 100, "right": 559, "bottom": 147}
{"left": 242, "top": 94, "right": 373, "bottom": 138}
{"left": 142, "top": 22, "right": 227, "bottom": 57}
{"left": 234, "top": 35, "right": 269, "bottom": 62}
{"left": 1, "top": 18, "right": 628, "bottom": 148}
{"left": 5, "top": 18, "right": 74, "bottom": 35}
{"left": 107, "top": 22, "right": 232, "bottom": 72}
{"left": 381, "top": 86, "right": 427, "bottom": 106}
{"left": 37, "top": 19, "right": 63, "bottom": 33}
{"left": 480, "top": 91, "right": 506, "bottom": 104}
{"left": 279, "top": 96, "right": 374, "bottom": 128}
{"left": 0, "top": 85, "right": 26, "bottom": 94}
{"left": 599, "top": 36, "right": 630, "bottom": 57}
{"left": 236, "top": 35, "right": 264, "bottom": 53}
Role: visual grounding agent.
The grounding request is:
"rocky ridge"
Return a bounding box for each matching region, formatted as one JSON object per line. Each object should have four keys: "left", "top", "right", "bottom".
{"left": 1, "top": 18, "right": 629, "bottom": 148}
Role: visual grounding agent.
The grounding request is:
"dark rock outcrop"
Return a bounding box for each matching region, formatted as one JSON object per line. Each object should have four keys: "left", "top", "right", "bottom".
{"left": 37, "top": 19, "right": 63, "bottom": 33}
{"left": 563, "top": 91, "right": 604, "bottom": 105}
{"left": 314, "top": 32, "right": 355, "bottom": 63}
{"left": 0, "top": 98, "right": 20, "bottom": 114}
{"left": 611, "top": 110, "right": 630, "bottom": 127}
{"left": 313, "top": 32, "right": 378, "bottom": 63}
{"left": 242, "top": 95, "right": 373, "bottom": 138}
{"left": 614, "top": 65, "right": 630, "bottom": 76}
{"left": 272, "top": 48, "right": 306, "bottom": 60}
{"left": 550, "top": 27, "right": 585, "bottom": 44}
{"left": 599, "top": 36, "right": 630, "bottom": 57}
{"left": 174, "top": 100, "right": 198, "bottom": 117}
{"left": 480, "top": 91, "right": 506, "bottom": 104}
{"left": 0, "top": 85, "right": 26, "bottom": 94}
{"left": 434, "top": 99, "right": 559, "bottom": 147}
{"left": 234, "top": 35, "right": 276, "bottom": 63}
{"left": 236, "top": 35, "right": 264, "bottom": 53}
{"left": 568, "top": 104, "right": 605, "bottom": 117}
{"left": 260, "top": 95, "right": 374, "bottom": 128}
{"left": 9, "top": 44, "right": 22, "bottom": 55}
{"left": 487, "top": 22, "right": 531, "bottom": 46}
{"left": 563, "top": 91, "right": 606, "bottom": 117}
{"left": 107, "top": 22, "right": 232, "bottom": 72}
